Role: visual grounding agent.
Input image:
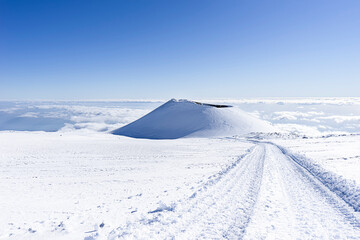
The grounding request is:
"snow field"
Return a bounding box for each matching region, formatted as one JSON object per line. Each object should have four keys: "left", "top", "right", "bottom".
{"left": 0, "top": 131, "right": 253, "bottom": 240}
{"left": 1, "top": 99, "right": 360, "bottom": 239}
{"left": 272, "top": 135, "right": 360, "bottom": 184}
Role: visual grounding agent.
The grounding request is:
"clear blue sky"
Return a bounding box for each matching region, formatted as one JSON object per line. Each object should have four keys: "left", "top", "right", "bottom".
{"left": 1, "top": 0, "right": 359, "bottom": 99}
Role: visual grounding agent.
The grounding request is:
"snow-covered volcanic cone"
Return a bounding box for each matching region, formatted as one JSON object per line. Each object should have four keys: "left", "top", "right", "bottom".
{"left": 112, "top": 99, "right": 274, "bottom": 139}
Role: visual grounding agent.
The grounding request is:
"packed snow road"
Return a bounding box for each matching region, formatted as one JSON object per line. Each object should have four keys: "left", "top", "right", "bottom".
{"left": 108, "top": 143, "right": 360, "bottom": 239}
{"left": 244, "top": 144, "right": 360, "bottom": 239}
{"left": 2, "top": 132, "right": 360, "bottom": 239}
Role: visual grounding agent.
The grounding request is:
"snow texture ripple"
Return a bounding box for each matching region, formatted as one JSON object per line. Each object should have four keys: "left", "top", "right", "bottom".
{"left": 102, "top": 143, "right": 360, "bottom": 239}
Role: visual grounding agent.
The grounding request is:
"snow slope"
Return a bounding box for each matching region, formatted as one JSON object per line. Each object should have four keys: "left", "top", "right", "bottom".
{"left": 1, "top": 98, "right": 359, "bottom": 135}
{"left": 112, "top": 99, "right": 274, "bottom": 139}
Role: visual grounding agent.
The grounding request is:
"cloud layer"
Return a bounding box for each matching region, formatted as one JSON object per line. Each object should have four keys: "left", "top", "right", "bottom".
{"left": 0, "top": 98, "right": 359, "bottom": 135}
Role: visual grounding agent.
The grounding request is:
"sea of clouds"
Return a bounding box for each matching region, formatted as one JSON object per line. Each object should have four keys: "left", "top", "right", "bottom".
{"left": 0, "top": 98, "right": 359, "bottom": 136}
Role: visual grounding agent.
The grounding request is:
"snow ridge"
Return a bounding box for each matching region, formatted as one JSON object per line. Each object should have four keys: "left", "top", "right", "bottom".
{"left": 275, "top": 144, "right": 360, "bottom": 212}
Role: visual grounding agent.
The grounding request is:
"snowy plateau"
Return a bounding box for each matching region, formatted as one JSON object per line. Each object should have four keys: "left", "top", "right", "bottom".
{"left": 1, "top": 98, "right": 360, "bottom": 240}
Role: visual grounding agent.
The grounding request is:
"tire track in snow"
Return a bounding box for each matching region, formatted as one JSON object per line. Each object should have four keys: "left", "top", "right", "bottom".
{"left": 108, "top": 144, "right": 265, "bottom": 239}
{"left": 168, "top": 144, "right": 265, "bottom": 239}
{"left": 100, "top": 141, "right": 360, "bottom": 239}
{"left": 244, "top": 144, "right": 360, "bottom": 239}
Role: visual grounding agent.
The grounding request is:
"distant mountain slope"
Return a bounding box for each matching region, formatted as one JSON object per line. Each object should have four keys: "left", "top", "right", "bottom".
{"left": 112, "top": 99, "right": 274, "bottom": 139}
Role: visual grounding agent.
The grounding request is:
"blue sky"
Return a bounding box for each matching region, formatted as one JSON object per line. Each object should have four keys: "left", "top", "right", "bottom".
{"left": 1, "top": 0, "right": 359, "bottom": 99}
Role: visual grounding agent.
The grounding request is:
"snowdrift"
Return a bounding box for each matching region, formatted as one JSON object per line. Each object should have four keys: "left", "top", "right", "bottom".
{"left": 276, "top": 144, "right": 360, "bottom": 212}
{"left": 112, "top": 99, "right": 274, "bottom": 139}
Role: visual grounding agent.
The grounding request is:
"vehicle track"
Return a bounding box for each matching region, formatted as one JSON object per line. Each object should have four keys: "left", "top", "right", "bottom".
{"left": 105, "top": 143, "right": 360, "bottom": 239}
{"left": 244, "top": 144, "right": 360, "bottom": 239}
{"left": 110, "top": 144, "right": 265, "bottom": 239}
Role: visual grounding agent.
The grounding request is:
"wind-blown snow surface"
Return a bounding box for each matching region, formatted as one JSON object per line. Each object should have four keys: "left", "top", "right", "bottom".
{"left": 0, "top": 132, "right": 254, "bottom": 239}
{"left": 1, "top": 132, "right": 360, "bottom": 239}
{"left": 112, "top": 99, "right": 274, "bottom": 139}
{"left": 271, "top": 134, "right": 360, "bottom": 185}
{"left": 1, "top": 98, "right": 360, "bottom": 239}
